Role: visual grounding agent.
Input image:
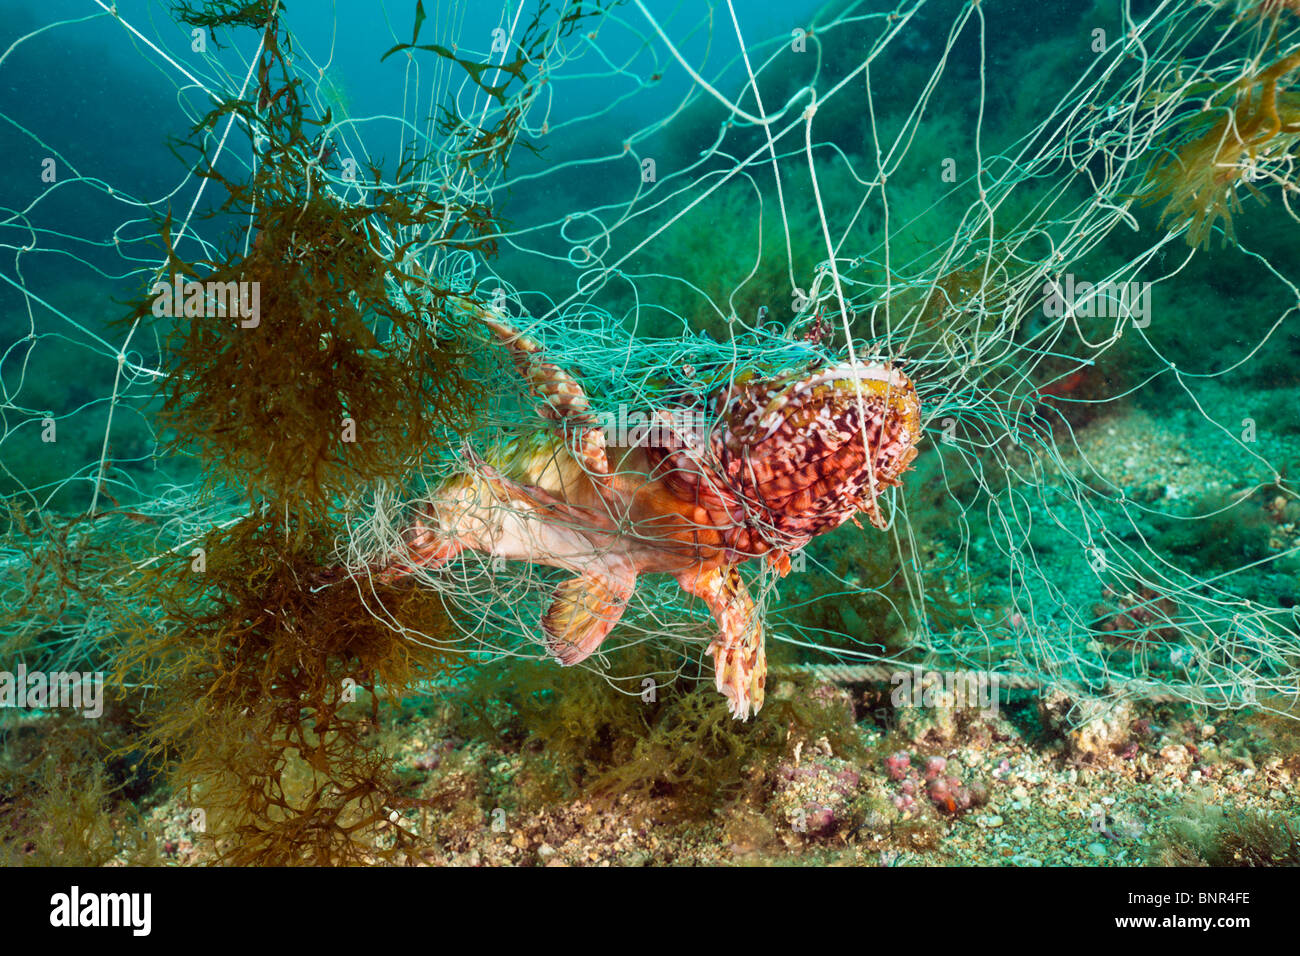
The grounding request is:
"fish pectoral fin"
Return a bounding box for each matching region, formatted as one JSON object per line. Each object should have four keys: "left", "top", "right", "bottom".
{"left": 677, "top": 566, "right": 767, "bottom": 720}
{"left": 542, "top": 567, "right": 637, "bottom": 666}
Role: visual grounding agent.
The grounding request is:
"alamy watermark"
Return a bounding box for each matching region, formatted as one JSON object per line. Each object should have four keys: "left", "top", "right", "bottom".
{"left": 0, "top": 664, "right": 103, "bottom": 718}
{"left": 1042, "top": 274, "right": 1151, "bottom": 327}
{"left": 595, "top": 405, "right": 711, "bottom": 449}
{"left": 49, "top": 886, "right": 150, "bottom": 936}
{"left": 151, "top": 275, "right": 260, "bottom": 328}
{"left": 890, "top": 668, "right": 1001, "bottom": 718}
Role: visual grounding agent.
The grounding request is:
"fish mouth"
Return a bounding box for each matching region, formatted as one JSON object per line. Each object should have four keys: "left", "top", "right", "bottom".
{"left": 777, "top": 361, "right": 911, "bottom": 395}
{"left": 750, "top": 361, "right": 916, "bottom": 443}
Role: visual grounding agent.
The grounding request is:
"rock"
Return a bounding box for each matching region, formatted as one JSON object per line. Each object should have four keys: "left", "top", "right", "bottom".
{"left": 804, "top": 682, "right": 857, "bottom": 726}
{"left": 1086, "top": 842, "right": 1107, "bottom": 858}
{"left": 771, "top": 754, "right": 871, "bottom": 837}
{"left": 1038, "top": 690, "right": 1134, "bottom": 757}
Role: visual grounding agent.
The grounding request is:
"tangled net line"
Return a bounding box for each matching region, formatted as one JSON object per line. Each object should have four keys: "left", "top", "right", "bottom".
{"left": 2, "top": 0, "right": 1299, "bottom": 718}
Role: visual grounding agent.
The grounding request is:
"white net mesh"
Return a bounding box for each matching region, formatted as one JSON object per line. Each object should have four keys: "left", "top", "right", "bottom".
{"left": 3, "top": 0, "right": 1299, "bottom": 717}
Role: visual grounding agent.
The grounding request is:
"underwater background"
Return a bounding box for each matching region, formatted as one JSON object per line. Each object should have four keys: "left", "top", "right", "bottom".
{"left": 0, "top": 0, "right": 1298, "bottom": 866}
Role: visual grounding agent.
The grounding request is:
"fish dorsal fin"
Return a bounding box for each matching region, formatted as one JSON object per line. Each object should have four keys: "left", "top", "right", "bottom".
{"left": 453, "top": 294, "right": 612, "bottom": 482}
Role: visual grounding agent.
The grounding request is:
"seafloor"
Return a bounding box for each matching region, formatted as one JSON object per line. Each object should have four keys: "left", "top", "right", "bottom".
{"left": 100, "top": 683, "right": 1300, "bottom": 867}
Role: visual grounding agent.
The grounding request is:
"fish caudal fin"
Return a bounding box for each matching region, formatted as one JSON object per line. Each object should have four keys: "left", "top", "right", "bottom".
{"left": 542, "top": 567, "right": 637, "bottom": 665}
{"left": 375, "top": 515, "right": 464, "bottom": 582}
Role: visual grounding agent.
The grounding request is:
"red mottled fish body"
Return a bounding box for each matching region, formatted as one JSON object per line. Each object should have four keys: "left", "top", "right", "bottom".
{"left": 383, "top": 297, "right": 922, "bottom": 718}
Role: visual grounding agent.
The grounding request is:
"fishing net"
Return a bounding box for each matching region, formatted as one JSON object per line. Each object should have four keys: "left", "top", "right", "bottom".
{"left": 3, "top": 0, "right": 1300, "bottom": 720}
